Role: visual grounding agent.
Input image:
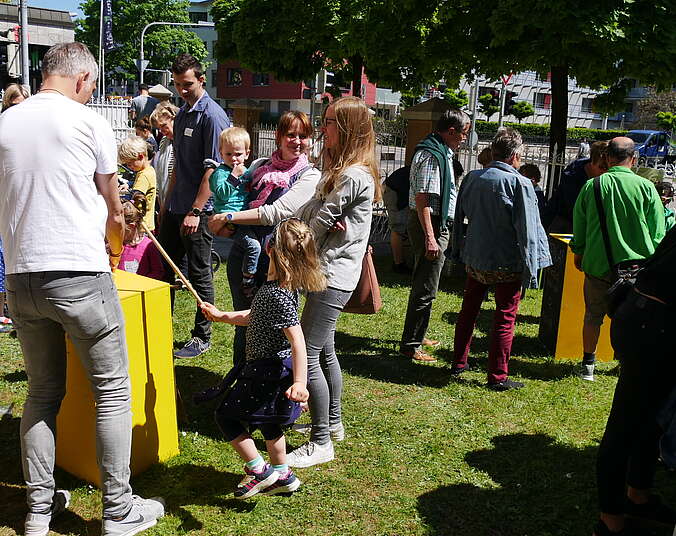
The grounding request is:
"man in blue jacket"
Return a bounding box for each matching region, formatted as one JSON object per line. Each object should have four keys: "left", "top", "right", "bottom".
{"left": 450, "top": 128, "right": 551, "bottom": 390}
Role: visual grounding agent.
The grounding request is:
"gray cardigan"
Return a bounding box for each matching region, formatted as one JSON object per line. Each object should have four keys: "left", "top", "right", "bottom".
{"left": 296, "top": 165, "right": 375, "bottom": 291}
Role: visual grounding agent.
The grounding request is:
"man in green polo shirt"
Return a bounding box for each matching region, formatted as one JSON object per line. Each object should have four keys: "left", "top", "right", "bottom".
{"left": 570, "top": 137, "right": 665, "bottom": 381}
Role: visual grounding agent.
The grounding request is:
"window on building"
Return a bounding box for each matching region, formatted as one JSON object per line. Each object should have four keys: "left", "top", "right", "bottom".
{"left": 533, "top": 92, "right": 551, "bottom": 109}
{"left": 189, "top": 11, "right": 208, "bottom": 23}
{"left": 252, "top": 73, "right": 270, "bottom": 86}
{"left": 211, "top": 70, "right": 218, "bottom": 86}
{"left": 278, "top": 101, "right": 291, "bottom": 114}
{"left": 538, "top": 72, "right": 551, "bottom": 83}
{"left": 260, "top": 100, "right": 271, "bottom": 113}
{"left": 581, "top": 97, "right": 594, "bottom": 113}
{"left": 624, "top": 102, "right": 634, "bottom": 114}
{"left": 212, "top": 41, "right": 218, "bottom": 54}
{"left": 226, "top": 68, "right": 242, "bottom": 87}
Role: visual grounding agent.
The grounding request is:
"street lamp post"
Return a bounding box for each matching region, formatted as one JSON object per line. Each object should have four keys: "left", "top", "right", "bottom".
{"left": 140, "top": 20, "right": 215, "bottom": 85}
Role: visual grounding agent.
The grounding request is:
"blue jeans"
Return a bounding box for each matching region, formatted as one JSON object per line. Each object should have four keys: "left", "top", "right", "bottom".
{"left": 6, "top": 271, "right": 133, "bottom": 518}
{"left": 233, "top": 225, "right": 263, "bottom": 276}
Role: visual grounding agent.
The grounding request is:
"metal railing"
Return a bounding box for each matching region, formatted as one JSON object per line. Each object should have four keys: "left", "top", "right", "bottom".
{"left": 86, "top": 97, "right": 134, "bottom": 142}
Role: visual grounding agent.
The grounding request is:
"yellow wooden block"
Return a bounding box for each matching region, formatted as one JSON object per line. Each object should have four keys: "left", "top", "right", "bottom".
{"left": 545, "top": 235, "right": 613, "bottom": 362}
{"left": 56, "top": 271, "right": 179, "bottom": 486}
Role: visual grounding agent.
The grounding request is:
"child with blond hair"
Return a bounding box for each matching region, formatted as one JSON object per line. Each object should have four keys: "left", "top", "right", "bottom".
{"left": 118, "top": 135, "right": 157, "bottom": 232}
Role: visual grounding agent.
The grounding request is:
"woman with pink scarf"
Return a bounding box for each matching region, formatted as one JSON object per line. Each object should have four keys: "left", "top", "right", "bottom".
{"left": 209, "top": 111, "right": 320, "bottom": 363}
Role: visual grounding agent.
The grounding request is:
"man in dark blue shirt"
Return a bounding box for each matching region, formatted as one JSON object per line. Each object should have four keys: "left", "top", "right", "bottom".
{"left": 541, "top": 141, "right": 608, "bottom": 233}
{"left": 158, "top": 53, "right": 231, "bottom": 358}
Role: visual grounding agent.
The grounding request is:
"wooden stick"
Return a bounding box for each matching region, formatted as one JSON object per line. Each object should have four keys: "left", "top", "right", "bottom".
{"left": 140, "top": 221, "right": 204, "bottom": 306}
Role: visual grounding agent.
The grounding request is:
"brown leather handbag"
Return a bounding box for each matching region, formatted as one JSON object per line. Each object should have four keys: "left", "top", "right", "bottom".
{"left": 343, "top": 246, "right": 382, "bottom": 314}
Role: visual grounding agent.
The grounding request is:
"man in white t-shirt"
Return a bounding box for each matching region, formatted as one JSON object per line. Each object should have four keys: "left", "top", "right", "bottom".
{"left": 0, "top": 42, "right": 164, "bottom": 536}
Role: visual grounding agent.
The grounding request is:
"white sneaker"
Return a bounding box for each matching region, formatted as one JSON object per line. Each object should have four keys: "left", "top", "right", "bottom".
{"left": 102, "top": 495, "right": 165, "bottom": 536}
{"left": 580, "top": 363, "right": 595, "bottom": 381}
{"left": 291, "top": 422, "right": 345, "bottom": 442}
{"left": 287, "top": 441, "right": 335, "bottom": 468}
{"left": 25, "top": 489, "right": 71, "bottom": 536}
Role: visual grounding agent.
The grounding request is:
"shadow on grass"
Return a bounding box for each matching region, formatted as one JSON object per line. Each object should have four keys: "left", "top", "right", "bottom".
{"left": 2, "top": 370, "right": 27, "bottom": 383}
{"left": 418, "top": 433, "right": 600, "bottom": 535}
{"left": 174, "top": 365, "right": 229, "bottom": 441}
{"left": 335, "top": 332, "right": 453, "bottom": 387}
{"left": 136, "top": 462, "right": 250, "bottom": 532}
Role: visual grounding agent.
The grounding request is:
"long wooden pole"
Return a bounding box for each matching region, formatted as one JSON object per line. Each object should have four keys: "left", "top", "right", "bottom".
{"left": 139, "top": 222, "right": 204, "bottom": 306}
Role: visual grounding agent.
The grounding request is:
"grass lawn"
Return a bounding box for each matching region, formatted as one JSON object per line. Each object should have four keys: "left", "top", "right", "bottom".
{"left": 0, "top": 257, "right": 673, "bottom": 535}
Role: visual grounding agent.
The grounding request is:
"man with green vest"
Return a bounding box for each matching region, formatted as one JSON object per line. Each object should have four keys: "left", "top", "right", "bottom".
{"left": 571, "top": 136, "right": 665, "bottom": 381}
{"left": 400, "top": 109, "right": 471, "bottom": 362}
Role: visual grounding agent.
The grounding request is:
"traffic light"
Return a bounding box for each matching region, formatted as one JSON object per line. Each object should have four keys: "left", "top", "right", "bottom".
{"left": 504, "top": 91, "right": 517, "bottom": 115}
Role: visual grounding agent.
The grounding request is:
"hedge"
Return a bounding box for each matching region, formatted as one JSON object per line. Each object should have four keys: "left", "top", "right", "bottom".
{"left": 474, "top": 120, "right": 627, "bottom": 143}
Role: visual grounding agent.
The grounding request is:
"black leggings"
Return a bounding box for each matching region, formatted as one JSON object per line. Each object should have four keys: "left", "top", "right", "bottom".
{"left": 216, "top": 416, "right": 283, "bottom": 443}
{"left": 597, "top": 291, "right": 676, "bottom": 514}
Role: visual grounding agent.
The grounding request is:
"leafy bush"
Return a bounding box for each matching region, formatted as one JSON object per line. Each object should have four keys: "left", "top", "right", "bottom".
{"left": 473, "top": 120, "right": 626, "bottom": 143}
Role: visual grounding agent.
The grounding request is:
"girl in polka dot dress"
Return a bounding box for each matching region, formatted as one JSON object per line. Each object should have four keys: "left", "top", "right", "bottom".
{"left": 201, "top": 218, "right": 326, "bottom": 499}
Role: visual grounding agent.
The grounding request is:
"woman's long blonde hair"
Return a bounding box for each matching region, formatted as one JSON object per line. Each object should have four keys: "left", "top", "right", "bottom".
{"left": 268, "top": 218, "right": 326, "bottom": 292}
{"left": 320, "top": 96, "right": 381, "bottom": 202}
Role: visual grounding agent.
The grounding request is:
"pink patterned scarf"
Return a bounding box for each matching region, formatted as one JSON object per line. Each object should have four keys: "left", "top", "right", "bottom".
{"left": 249, "top": 150, "right": 309, "bottom": 209}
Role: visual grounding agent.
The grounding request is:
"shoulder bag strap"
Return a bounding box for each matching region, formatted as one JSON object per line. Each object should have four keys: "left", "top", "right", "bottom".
{"left": 593, "top": 176, "right": 615, "bottom": 271}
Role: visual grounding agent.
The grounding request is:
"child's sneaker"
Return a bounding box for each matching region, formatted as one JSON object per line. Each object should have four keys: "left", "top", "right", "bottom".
{"left": 234, "top": 463, "right": 279, "bottom": 499}
{"left": 261, "top": 470, "right": 301, "bottom": 496}
{"left": 101, "top": 495, "right": 165, "bottom": 536}
{"left": 25, "top": 489, "right": 70, "bottom": 536}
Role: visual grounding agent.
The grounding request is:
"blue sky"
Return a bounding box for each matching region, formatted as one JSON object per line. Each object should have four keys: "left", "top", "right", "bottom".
{"left": 33, "top": 0, "right": 83, "bottom": 19}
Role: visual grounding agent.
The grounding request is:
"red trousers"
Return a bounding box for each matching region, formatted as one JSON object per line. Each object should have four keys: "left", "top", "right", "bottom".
{"left": 453, "top": 275, "right": 522, "bottom": 384}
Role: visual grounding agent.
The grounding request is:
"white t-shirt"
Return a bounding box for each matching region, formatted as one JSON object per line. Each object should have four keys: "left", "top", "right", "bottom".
{"left": 0, "top": 93, "right": 117, "bottom": 274}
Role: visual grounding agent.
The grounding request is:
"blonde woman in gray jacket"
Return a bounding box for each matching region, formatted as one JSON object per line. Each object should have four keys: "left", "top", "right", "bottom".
{"left": 286, "top": 96, "right": 381, "bottom": 468}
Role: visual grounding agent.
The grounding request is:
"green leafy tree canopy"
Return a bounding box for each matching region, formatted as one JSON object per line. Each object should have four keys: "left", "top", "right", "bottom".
{"left": 656, "top": 111, "right": 676, "bottom": 132}
{"left": 443, "top": 88, "right": 469, "bottom": 109}
{"left": 511, "top": 101, "right": 535, "bottom": 123}
{"left": 76, "top": 0, "right": 208, "bottom": 84}
{"left": 479, "top": 93, "right": 500, "bottom": 122}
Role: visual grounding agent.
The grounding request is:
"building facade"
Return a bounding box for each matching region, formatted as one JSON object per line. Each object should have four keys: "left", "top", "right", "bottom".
{"left": 0, "top": 4, "right": 75, "bottom": 94}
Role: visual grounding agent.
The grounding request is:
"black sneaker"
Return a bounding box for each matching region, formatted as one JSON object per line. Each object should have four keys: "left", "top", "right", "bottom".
{"left": 174, "top": 337, "right": 210, "bottom": 359}
{"left": 626, "top": 495, "right": 676, "bottom": 527}
{"left": 450, "top": 364, "right": 471, "bottom": 376}
{"left": 487, "top": 379, "right": 524, "bottom": 391}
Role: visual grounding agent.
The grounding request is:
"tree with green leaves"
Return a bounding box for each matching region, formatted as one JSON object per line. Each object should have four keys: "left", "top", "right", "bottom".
{"left": 479, "top": 93, "right": 500, "bottom": 122}
{"left": 443, "top": 88, "right": 468, "bottom": 109}
{"left": 656, "top": 112, "right": 676, "bottom": 132}
{"left": 423, "top": 0, "right": 676, "bottom": 193}
{"left": 511, "top": 101, "right": 535, "bottom": 123}
{"left": 76, "top": 0, "right": 207, "bottom": 85}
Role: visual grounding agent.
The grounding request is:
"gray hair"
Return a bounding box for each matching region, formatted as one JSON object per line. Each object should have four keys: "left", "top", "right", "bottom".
{"left": 42, "top": 42, "right": 98, "bottom": 81}
{"left": 491, "top": 128, "right": 524, "bottom": 162}
{"left": 435, "top": 109, "right": 470, "bottom": 133}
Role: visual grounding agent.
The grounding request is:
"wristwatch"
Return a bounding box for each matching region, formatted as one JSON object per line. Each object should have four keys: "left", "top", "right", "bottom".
{"left": 190, "top": 207, "right": 202, "bottom": 217}
{"left": 226, "top": 213, "right": 234, "bottom": 221}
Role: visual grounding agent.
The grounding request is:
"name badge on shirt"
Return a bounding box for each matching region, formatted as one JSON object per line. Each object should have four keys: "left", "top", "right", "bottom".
{"left": 184, "top": 128, "right": 193, "bottom": 137}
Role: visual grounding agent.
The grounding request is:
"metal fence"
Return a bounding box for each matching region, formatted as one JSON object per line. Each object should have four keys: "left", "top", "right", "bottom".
{"left": 250, "top": 121, "right": 578, "bottom": 245}
{"left": 86, "top": 97, "right": 133, "bottom": 142}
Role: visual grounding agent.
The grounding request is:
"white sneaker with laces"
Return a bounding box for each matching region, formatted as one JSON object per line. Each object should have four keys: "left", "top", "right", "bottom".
{"left": 286, "top": 441, "right": 335, "bottom": 468}
{"left": 102, "top": 495, "right": 165, "bottom": 536}
{"left": 25, "top": 489, "right": 71, "bottom": 536}
{"left": 580, "top": 363, "right": 595, "bottom": 381}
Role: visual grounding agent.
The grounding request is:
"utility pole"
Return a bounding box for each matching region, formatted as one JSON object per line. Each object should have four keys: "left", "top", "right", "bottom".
{"left": 19, "top": 0, "right": 29, "bottom": 88}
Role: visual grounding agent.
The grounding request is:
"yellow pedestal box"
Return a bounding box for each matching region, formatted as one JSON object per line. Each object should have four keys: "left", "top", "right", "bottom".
{"left": 55, "top": 270, "right": 179, "bottom": 486}
{"left": 538, "top": 234, "right": 613, "bottom": 362}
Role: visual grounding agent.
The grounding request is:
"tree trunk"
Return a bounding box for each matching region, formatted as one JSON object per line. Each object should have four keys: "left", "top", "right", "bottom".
{"left": 350, "top": 55, "right": 363, "bottom": 98}
{"left": 547, "top": 64, "right": 569, "bottom": 198}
